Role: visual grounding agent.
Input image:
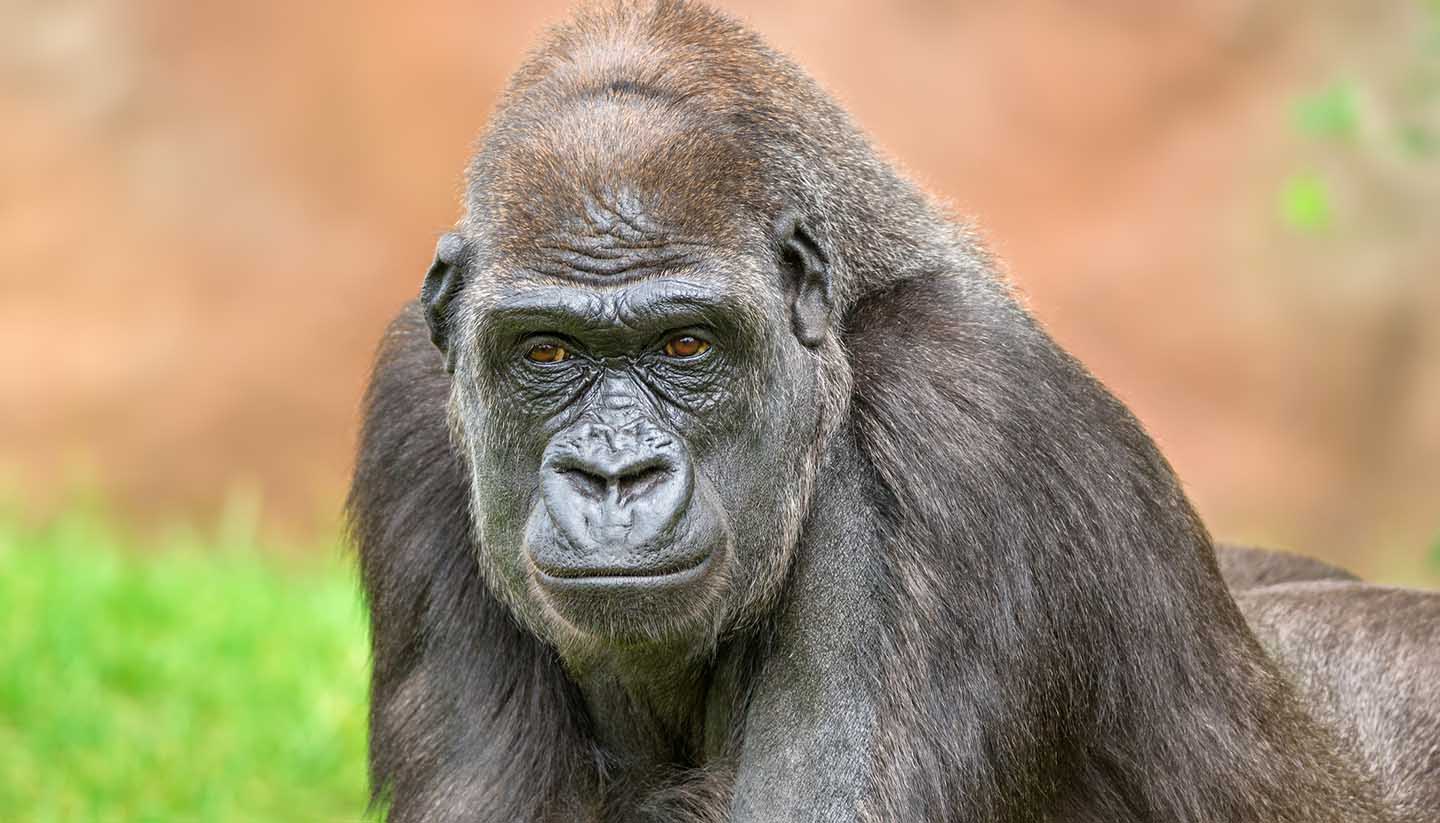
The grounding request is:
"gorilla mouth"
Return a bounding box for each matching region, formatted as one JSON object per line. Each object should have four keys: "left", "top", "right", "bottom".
{"left": 525, "top": 456, "right": 726, "bottom": 596}
{"left": 531, "top": 552, "right": 713, "bottom": 589}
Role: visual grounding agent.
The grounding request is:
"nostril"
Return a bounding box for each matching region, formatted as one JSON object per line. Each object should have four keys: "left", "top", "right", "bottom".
{"left": 559, "top": 467, "right": 608, "bottom": 501}
{"left": 554, "top": 461, "right": 673, "bottom": 505}
{"left": 616, "top": 464, "right": 670, "bottom": 504}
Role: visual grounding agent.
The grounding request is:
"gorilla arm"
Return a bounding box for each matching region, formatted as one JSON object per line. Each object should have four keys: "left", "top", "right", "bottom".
{"left": 729, "top": 431, "right": 881, "bottom": 823}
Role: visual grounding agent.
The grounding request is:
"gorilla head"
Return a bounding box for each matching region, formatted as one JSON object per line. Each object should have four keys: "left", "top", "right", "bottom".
{"left": 421, "top": 91, "right": 846, "bottom": 652}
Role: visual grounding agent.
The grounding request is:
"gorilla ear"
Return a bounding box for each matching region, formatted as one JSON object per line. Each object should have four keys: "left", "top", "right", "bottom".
{"left": 420, "top": 232, "right": 469, "bottom": 372}
{"left": 776, "top": 213, "right": 833, "bottom": 348}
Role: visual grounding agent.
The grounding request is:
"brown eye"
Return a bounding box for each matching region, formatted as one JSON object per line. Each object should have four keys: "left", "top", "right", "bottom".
{"left": 526, "top": 343, "right": 569, "bottom": 363}
{"left": 662, "top": 335, "right": 711, "bottom": 359}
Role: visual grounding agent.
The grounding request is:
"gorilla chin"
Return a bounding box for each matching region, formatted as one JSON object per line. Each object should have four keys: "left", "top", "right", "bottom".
{"left": 522, "top": 444, "right": 734, "bottom": 642}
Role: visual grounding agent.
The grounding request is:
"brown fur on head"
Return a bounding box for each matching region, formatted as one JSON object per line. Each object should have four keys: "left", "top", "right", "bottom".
{"left": 467, "top": 1, "right": 776, "bottom": 261}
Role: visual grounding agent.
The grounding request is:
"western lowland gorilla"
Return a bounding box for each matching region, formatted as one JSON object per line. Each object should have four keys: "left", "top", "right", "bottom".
{"left": 1215, "top": 543, "right": 1360, "bottom": 590}
{"left": 348, "top": 2, "right": 1440, "bottom": 820}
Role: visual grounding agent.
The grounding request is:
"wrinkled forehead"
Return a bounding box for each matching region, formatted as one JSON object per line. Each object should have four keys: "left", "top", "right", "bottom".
{"left": 471, "top": 93, "right": 770, "bottom": 287}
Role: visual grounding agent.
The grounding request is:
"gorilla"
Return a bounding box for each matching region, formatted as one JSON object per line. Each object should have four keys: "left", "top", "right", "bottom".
{"left": 1215, "top": 543, "right": 1360, "bottom": 590}
{"left": 348, "top": 2, "right": 1440, "bottom": 821}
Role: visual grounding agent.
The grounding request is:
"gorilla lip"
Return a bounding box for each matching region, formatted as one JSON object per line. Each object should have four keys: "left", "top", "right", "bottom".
{"left": 531, "top": 553, "right": 713, "bottom": 590}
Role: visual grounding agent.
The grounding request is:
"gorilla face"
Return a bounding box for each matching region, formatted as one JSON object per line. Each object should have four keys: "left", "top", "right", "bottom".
{"left": 427, "top": 215, "right": 838, "bottom": 652}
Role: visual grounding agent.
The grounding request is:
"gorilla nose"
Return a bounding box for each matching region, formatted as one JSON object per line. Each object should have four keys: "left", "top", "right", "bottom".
{"left": 538, "top": 423, "right": 695, "bottom": 562}
{"left": 556, "top": 453, "right": 674, "bottom": 506}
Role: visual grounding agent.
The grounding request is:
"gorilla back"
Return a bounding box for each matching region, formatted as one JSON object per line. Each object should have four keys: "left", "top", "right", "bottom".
{"left": 349, "top": 2, "right": 1429, "bottom": 821}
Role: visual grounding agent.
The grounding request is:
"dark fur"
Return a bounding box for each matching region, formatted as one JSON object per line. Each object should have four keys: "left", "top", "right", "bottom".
{"left": 350, "top": 312, "right": 597, "bottom": 819}
{"left": 1216, "top": 547, "right": 1439, "bottom": 814}
{"left": 1236, "top": 582, "right": 1440, "bottom": 819}
{"left": 349, "top": 2, "right": 1431, "bottom": 821}
{"left": 1215, "top": 544, "right": 1361, "bottom": 590}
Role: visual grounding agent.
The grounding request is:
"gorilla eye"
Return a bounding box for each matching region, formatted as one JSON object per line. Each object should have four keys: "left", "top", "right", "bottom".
{"left": 662, "top": 335, "right": 711, "bottom": 359}
{"left": 525, "top": 343, "right": 570, "bottom": 363}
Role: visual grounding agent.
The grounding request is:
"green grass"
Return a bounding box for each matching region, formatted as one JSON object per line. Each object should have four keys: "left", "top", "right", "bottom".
{"left": 0, "top": 506, "right": 371, "bottom": 823}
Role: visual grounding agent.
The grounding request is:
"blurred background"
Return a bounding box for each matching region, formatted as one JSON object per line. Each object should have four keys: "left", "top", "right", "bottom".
{"left": 2, "top": 0, "right": 1437, "bottom": 819}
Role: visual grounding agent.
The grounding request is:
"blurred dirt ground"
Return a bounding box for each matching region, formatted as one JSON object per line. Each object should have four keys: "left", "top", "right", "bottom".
{"left": 1, "top": 0, "right": 1436, "bottom": 580}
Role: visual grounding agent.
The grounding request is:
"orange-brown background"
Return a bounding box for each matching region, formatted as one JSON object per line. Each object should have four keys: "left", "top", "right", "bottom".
{"left": 2, "top": 0, "right": 1437, "bottom": 580}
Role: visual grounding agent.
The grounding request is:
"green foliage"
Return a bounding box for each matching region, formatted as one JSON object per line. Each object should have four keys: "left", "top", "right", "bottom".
{"left": 0, "top": 505, "right": 372, "bottom": 822}
{"left": 1398, "top": 122, "right": 1438, "bottom": 157}
{"left": 1279, "top": 1, "right": 1440, "bottom": 231}
{"left": 1293, "top": 82, "right": 1360, "bottom": 140}
{"left": 1279, "top": 172, "right": 1333, "bottom": 232}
